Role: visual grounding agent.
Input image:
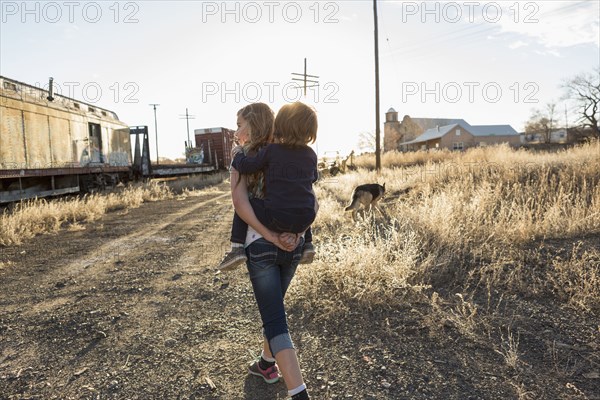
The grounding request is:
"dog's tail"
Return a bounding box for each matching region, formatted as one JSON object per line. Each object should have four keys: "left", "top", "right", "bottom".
{"left": 344, "top": 192, "right": 360, "bottom": 212}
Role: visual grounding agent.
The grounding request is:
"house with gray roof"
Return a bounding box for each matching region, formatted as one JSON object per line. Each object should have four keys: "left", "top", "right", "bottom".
{"left": 400, "top": 121, "right": 519, "bottom": 151}
{"left": 383, "top": 109, "right": 520, "bottom": 151}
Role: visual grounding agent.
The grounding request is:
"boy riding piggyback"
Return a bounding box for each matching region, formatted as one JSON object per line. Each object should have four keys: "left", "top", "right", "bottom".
{"left": 218, "top": 102, "right": 317, "bottom": 271}
{"left": 231, "top": 102, "right": 318, "bottom": 260}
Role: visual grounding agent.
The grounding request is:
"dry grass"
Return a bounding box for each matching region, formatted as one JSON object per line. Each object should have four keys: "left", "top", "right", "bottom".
{"left": 160, "top": 171, "right": 228, "bottom": 194}
{"left": 292, "top": 141, "right": 600, "bottom": 316}
{"left": 1, "top": 173, "right": 228, "bottom": 247}
{"left": 353, "top": 148, "right": 457, "bottom": 169}
{"left": 0, "top": 181, "right": 172, "bottom": 246}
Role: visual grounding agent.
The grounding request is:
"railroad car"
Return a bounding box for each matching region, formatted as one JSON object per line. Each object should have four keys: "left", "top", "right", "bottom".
{"left": 0, "top": 76, "right": 132, "bottom": 202}
{"left": 0, "top": 76, "right": 236, "bottom": 204}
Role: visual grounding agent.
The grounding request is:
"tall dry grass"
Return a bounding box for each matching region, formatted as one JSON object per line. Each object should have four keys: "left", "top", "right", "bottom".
{"left": 293, "top": 141, "right": 600, "bottom": 314}
{"left": 0, "top": 173, "right": 228, "bottom": 247}
{"left": 0, "top": 181, "right": 174, "bottom": 246}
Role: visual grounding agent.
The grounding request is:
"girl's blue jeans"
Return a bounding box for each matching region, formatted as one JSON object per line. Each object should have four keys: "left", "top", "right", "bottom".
{"left": 245, "top": 237, "right": 304, "bottom": 357}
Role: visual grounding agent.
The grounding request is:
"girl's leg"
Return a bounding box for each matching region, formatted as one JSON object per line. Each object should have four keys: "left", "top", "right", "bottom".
{"left": 275, "top": 239, "right": 305, "bottom": 391}
{"left": 246, "top": 238, "right": 306, "bottom": 393}
{"left": 275, "top": 348, "right": 304, "bottom": 389}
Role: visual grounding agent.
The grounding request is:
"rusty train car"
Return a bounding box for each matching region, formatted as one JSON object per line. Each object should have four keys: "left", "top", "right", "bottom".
{"left": 0, "top": 76, "right": 133, "bottom": 202}
{"left": 0, "top": 76, "right": 233, "bottom": 204}
{"left": 193, "top": 127, "right": 236, "bottom": 170}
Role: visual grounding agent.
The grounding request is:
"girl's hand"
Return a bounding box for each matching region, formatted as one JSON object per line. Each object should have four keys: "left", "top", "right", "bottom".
{"left": 278, "top": 232, "right": 299, "bottom": 250}
{"left": 265, "top": 231, "right": 300, "bottom": 252}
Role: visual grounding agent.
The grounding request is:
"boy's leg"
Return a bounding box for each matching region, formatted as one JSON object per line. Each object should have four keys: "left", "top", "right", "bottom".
{"left": 299, "top": 227, "right": 315, "bottom": 264}
{"left": 249, "top": 198, "right": 276, "bottom": 231}
{"left": 230, "top": 211, "right": 248, "bottom": 244}
{"left": 218, "top": 212, "right": 248, "bottom": 272}
{"left": 304, "top": 227, "right": 312, "bottom": 243}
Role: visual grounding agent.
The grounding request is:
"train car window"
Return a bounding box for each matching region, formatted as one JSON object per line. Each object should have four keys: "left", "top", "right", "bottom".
{"left": 3, "top": 82, "right": 17, "bottom": 91}
{"left": 88, "top": 106, "right": 95, "bottom": 113}
{"left": 101, "top": 111, "right": 107, "bottom": 117}
{"left": 73, "top": 103, "right": 80, "bottom": 109}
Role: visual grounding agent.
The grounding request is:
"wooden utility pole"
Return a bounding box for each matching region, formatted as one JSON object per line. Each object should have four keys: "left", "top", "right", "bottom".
{"left": 149, "top": 104, "right": 160, "bottom": 165}
{"left": 292, "top": 58, "right": 320, "bottom": 155}
{"left": 374, "top": 0, "right": 381, "bottom": 173}
{"left": 179, "top": 108, "right": 196, "bottom": 148}
{"left": 292, "top": 58, "right": 319, "bottom": 96}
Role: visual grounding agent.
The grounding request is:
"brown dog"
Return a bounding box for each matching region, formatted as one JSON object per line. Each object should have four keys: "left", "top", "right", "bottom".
{"left": 344, "top": 183, "right": 385, "bottom": 220}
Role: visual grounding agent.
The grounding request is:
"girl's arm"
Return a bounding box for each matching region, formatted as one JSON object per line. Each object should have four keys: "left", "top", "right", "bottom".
{"left": 230, "top": 167, "right": 297, "bottom": 251}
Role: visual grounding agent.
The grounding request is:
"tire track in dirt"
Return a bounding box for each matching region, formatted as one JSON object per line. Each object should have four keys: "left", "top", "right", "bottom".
{"left": 29, "top": 191, "right": 231, "bottom": 298}
{"left": 4, "top": 182, "right": 301, "bottom": 399}
{"left": 1, "top": 186, "right": 291, "bottom": 399}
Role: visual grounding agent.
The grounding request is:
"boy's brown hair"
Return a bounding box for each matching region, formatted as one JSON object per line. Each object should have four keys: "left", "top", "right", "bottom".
{"left": 237, "top": 103, "right": 274, "bottom": 152}
{"left": 274, "top": 102, "right": 317, "bottom": 147}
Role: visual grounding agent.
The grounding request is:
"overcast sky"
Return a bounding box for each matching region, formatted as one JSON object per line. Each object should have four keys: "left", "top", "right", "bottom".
{"left": 1, "top": 0, "right": 599, "bottom": 160}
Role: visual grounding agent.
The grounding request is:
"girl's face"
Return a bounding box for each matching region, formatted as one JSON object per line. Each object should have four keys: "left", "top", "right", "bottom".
{"left": 235, "top": 115, "right": 250, "bottom": 145}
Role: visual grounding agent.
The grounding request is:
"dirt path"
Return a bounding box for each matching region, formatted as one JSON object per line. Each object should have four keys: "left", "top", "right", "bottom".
{"left": 0, "top": 185, "right": 293, "bottom": 399}
{"left": 1, "top": 184, "right": 598, "bottom": 400}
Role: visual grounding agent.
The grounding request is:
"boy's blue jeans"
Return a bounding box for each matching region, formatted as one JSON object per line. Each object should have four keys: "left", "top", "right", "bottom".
{"left": 245, "top": 237, "right": 304, "bottom": 357}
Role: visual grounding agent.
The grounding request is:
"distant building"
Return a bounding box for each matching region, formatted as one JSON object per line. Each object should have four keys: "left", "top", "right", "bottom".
{"left": 193, "top": 127, "right": 235, "bottom": 169}
{"left": 384, "top": 108, "right": 435, "bottom": 152}
{"left": 521, "top": 129, "right": 568, "bottom": 144}
{"left": 383, "top": 109, "right": 520, "bottom": 151}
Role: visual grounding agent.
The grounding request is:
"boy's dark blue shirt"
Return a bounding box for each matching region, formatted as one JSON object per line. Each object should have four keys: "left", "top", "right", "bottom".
{"left": 232, "top": 143, "right": 318, "bottom": 211}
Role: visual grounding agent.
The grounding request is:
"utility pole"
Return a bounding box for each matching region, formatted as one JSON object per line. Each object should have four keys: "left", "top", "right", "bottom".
{"left": 292, "top": 58, "right": 320, "bottom": 155}
{"left": 373, "top": 0, "right": 382, "bottom": 173}
{"left": 292, "top": 58, "right": 319, "bottom": 96}
{"left": 179, "top": 108, "right": 196, "bottom": 148}
{"left": 149, "top": 104, "right": 160, "bottom": 165}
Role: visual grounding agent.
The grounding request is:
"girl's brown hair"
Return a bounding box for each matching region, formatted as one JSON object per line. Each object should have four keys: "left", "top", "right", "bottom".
{"left": 274, "top": 102, "right": 318, "bottom": 147}
{"left": 237, "top": 103, "right": 274, "bottom": 151}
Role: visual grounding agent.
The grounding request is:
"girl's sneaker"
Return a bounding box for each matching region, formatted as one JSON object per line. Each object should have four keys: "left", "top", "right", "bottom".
{"left": 248, "top": 358, "right": 281, "bottom": 384}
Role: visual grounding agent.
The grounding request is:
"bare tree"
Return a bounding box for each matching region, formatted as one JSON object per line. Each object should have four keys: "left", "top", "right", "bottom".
{"left": 358, "top": 131, "right": 381, "bottom": 152}
{"left": 524, "top": 101, "right": 557, "bottom": 143}
{"left": 562, "top": 68, "right": 600, "bottom": 137}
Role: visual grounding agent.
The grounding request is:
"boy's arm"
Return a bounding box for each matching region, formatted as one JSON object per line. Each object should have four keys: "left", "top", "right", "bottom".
{"left": 231, "top": 145, "right": 269, "bottom": 174}
{"left": 230, "top": 167, "right": 297, "bottom": 251}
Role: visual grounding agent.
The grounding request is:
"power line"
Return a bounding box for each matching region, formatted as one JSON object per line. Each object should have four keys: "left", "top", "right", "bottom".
{"left": 291, "top": 58, "right": 321, "bottom": 156}
{"left": 291, "top": 57, "right": 319, "bottom": 97}
{"left": 179, "top": 108, "right": 196, "bottom": 148}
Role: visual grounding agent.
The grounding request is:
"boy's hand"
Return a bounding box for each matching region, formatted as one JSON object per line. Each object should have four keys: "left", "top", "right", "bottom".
{"left": 231, "top": 145, "right": 243, "bottom": 158}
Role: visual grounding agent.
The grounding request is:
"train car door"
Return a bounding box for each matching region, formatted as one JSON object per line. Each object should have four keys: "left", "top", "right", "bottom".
{"left": 88, "top": 123, "right": 103, "bottom": 163}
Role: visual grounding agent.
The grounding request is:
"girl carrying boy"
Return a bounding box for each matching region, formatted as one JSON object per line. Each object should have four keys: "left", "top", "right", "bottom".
{"left": 228, "top": 102, "right": 318, "bottom": 400}
{"left": 218, "top": 103, "right": 315, "bottom": 271}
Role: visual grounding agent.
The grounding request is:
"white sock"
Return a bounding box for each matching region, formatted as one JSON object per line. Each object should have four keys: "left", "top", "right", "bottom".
{"left": 288, "top": 383, "right": 306, "bottom": 397}
{"left": 231, "top": 242, "right": 244, "bottom": 249}
{"left": 260, "top": 349, "right": 276, "bottom": 363}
